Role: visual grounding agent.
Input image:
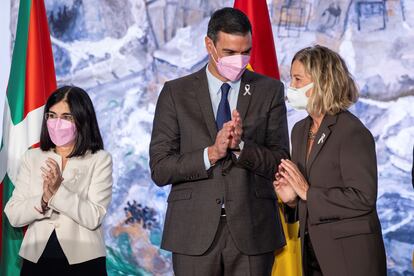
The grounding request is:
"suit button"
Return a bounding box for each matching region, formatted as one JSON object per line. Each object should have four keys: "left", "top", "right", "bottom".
{"left": 54, "top": 223, "right": 60, "bottom": 228}
{"left": 216, "top": 198, "right": 221, "bottom": 204}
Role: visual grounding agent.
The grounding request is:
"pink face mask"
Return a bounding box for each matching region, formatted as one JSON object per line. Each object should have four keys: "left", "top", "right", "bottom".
{"left": 211, "top": 45, "right": 250, "bottom": 82}
{"left": 47, "top": 118, "right": 77, "bottom": 147}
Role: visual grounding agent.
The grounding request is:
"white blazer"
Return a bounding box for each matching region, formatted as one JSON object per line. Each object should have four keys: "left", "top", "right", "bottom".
{"left": 4, "top": 148, "right": 112, "bottom": 264}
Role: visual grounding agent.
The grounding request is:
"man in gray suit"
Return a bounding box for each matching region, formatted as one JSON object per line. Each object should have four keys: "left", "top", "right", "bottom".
{"left": 150, "top": 7, "right": 289, "bottom": 275}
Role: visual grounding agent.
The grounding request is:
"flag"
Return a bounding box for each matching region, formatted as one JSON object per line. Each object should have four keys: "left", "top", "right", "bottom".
{"left": 0, "top": 0, "right": 56, "bottom": 274}
{"left": 234, "top": 0, "right": 302, "bottom": 275}
{"left": 234, "top": 0, "right": 280, "bottom": 79}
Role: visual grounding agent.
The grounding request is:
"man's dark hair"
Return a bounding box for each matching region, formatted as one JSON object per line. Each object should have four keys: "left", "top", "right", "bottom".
{"left": 40, "top": 85, "right": 104, "bottom": 157}
{"left": 207, "top": 7, "right": 252, "bottom": 44}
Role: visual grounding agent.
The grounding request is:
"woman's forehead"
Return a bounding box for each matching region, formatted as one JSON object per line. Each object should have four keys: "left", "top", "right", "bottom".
{"left": 49, "top": 100, "right": 70, "bottom": 113}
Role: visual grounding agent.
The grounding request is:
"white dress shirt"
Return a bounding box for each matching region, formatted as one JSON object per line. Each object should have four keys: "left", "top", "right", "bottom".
{"left": 203, "top": 65, "right": 244, "bottom": 169}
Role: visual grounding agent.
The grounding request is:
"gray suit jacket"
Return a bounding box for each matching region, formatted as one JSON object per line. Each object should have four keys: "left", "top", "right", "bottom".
{"left": 149, "top": 67, "right": 290, "bottom": 255}
{"left": 289, "top": 111, "right": 386, "bottom": 276}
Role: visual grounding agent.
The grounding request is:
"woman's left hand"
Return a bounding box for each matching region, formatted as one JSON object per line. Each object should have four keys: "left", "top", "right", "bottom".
{"left": 279, "top": 159, "right": 309, "bottom": 201}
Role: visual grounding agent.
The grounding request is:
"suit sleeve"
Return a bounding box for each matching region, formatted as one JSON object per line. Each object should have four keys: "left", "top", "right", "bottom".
{"left": 307, "top": 125, "right": 378, "bottom": 224}
{"left": 4, "top": 151, "right": 53, "bottom": 227}
{"left": 149, "top": 82, "right": 209, "bottom": 186}
{"left": 235, "top": 81, "right": 290, "bottom": 180}
{"left": 48, "top": 152, "right": 113, "bottom": 231}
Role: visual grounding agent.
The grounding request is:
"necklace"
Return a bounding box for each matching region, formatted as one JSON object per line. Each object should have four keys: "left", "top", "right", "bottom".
{"left": 308, "top": 130, "right": 316, "bottom": 140}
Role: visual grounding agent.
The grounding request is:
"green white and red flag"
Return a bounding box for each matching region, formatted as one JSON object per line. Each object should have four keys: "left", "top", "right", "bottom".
{"left": 0, "top": 0, "right": 56, "bottom": 275}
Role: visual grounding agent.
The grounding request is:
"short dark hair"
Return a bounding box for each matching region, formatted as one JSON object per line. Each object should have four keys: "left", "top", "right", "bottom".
{"left": 40, "top": 86, "right": 104, "bottom": 157}
{"left": 207, "top": 7, "right": 252, "bottom": 44}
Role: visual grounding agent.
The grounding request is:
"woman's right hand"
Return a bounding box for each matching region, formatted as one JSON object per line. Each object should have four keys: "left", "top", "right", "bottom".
{"left": 273, "top": 170, "right": 298, "bottom": 207}
{"left": 41, "top": 158, "right": 64, "bottom": 202}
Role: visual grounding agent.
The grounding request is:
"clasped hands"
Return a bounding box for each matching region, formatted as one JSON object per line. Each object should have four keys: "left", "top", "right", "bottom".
{"left": 40, "top": 158, "right": 64, "bottom": 211}
{"left": 208, "top": 110, "right": 242, "bottom": 165}
{"left": 273, "top": 159, "right": 309, "bottom": 207}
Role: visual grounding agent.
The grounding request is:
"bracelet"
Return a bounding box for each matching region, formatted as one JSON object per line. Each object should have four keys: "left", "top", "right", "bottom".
{"left": 41, "top": 196, "right": 48, "bottom": 205}
{"left": 41, "top": 204, "right": 50, "bottom": 213}
{"left": 41, "top": 196, "right": 50, "bottom": 212}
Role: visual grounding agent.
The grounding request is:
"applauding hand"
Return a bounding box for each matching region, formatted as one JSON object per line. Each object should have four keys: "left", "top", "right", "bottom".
{"left": 273, "top": 165, "right": 298, "bottom": 207}
{"left": 278, "top": 159, "right": 309, "bottom": 201}
{"left": 41, "top": 158, "right": 64, "bottom": 203}
{"left": 229, "top": 110, "right": 243, "bottom": 150}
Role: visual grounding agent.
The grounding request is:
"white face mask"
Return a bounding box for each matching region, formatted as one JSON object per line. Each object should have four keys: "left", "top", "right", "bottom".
{"left": 286, "top": 82, "right": 314, "bottom": 110}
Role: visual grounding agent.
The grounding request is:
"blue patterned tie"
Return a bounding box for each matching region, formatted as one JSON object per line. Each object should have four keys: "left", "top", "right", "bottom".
{"left": 216, "top": 83, "right": 231, "bottom": 131}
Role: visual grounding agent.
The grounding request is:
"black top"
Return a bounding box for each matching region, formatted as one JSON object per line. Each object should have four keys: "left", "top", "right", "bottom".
{"left": 41, "top": 230, "right": 66, "bottom": 259}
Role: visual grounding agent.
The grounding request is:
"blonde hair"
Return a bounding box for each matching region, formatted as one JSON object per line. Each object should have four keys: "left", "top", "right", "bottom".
{"left": 292, "top": 45, "right": 359, "bottom": 115}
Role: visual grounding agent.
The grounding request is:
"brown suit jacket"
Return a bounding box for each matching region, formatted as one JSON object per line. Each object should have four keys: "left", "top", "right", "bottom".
{"left": 289, "top": 111, "right": 386, "bottom": 276}
{"left": 149, "top": 67, "right": 290, "bottom": 255}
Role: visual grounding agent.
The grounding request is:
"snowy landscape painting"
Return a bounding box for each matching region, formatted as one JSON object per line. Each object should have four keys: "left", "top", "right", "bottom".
{"left": 7, "top": 0, "right": 414, "bottom": 275}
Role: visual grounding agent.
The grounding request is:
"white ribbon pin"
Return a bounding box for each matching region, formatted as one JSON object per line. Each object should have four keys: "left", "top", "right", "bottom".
{"left": 318, "top": 133, "right": 326, "bottom": 145}
{"left": 243, "top": 84, "right": 251, "bottom": 96}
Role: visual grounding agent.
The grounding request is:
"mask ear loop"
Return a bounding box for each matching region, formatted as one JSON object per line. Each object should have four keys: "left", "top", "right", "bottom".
{"left": 209, "top": 39, "right": 220, "bottom": 64}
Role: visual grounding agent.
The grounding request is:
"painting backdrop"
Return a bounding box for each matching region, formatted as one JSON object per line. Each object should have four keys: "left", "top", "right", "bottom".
{"left": 4, "top": 0, "right": 414, "bottom": 275}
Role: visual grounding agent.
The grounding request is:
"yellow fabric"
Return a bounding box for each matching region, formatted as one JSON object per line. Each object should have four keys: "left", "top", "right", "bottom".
{"left": 272, "top": 201, "right": 302, "bottom": 276}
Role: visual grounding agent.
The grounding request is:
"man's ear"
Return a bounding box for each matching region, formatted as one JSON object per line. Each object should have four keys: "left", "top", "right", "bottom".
{"left": 204, "top": 36, "right": 212, "bottom": 54}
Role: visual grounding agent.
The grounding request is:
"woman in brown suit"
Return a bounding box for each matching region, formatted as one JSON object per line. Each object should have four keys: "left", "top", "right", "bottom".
{"left": 274, "top": 45, "right": 387, "bottom": 276}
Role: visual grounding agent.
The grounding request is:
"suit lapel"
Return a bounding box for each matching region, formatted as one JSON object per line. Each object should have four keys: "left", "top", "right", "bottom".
{"left": 236, "top": 70, "right": 254, "bottom": 121}
{"left": 298, "top": 117, "right": 311, "bottom": 177}
{"left": 296, "top": 118, "right": 311, "bottom": 239}
{"left": 194, "top": 67, "right": 217, "bottom": 143}
{"left": 193, "top": 68, "right": 255, "bottom": 143}
{"left": 306, "top": 114, "right": 338, "bottom": 176}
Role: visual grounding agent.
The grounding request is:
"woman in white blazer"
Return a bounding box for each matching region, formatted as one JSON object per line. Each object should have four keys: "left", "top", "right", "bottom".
{"left": 5, "top": 86, "right": 112, "bottom": 275}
